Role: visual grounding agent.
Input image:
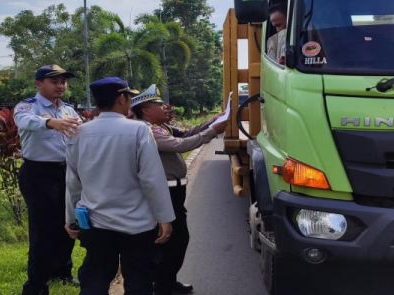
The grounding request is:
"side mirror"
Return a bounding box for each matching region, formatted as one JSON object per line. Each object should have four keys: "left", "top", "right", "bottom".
{"left": 234, "top": 0, "right": 269, "bottom": 24}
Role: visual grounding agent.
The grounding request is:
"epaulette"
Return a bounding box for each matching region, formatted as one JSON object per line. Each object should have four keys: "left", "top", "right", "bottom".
{"left": 64, "top": 102, "right": 74, "bottom": 107}
{"left": 23, "top": 98, "right": 37, "bottom": 104}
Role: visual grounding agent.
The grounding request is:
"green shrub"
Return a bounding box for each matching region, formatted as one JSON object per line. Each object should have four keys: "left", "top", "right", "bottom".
{"left": 0, "top": 223, "right": 27, "bottom": 244}
{"left": 0, "top": 157, "right": 26, "bottom": 226}
{"left": 0, "top": 202, "right": 28, "bottom": 244}
{"left": 172, "top": 106, "right": 184, "bottom": 117}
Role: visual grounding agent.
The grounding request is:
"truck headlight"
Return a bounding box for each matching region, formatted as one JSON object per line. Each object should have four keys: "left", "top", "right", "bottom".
{"left": 296, "top": 209, "right": 347, "bottom": 240}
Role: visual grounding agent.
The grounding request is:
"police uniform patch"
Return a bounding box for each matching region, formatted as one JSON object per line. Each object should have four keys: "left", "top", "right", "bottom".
{"left": 15, "top": 102, "right": 33, "bottom": 112}
{"left": 152, "top": 125, "right": 170, "bottom": 136}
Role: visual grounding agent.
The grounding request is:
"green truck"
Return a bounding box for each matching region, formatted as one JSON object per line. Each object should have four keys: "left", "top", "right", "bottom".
{"left": 223, "top": 0, "right": 394, "bottom": 294}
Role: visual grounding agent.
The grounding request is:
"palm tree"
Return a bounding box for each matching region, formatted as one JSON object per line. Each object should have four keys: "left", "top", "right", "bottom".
{"left": 135, "top": 14, "right": 193, "bottom": 102}
{"left": 86, "top": 9, "right": 163, "bottom": 89}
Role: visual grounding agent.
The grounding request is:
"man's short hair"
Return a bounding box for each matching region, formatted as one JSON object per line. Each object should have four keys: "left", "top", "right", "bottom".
{"left": 269, "top": 2, "right": 287, "bottom": 16}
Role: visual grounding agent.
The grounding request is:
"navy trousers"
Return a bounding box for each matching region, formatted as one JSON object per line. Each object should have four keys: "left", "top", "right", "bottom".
{"left": 18, "top": 160, "right": 75, "bottom": 295}
{"left": 155, "top": 184, "right": 189, "bottom": 295}
{"left": 78, "top": 227, "right": 157, "bottom": 295}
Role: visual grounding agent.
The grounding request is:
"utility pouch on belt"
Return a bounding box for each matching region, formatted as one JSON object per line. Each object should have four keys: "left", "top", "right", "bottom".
{"left": 74, "top": 207, "right": 91, "bottom": 229}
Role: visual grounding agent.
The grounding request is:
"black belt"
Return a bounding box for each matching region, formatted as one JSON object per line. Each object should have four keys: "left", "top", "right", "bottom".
{"left": 23, "top": 158, "right": 66, "bottom": 168}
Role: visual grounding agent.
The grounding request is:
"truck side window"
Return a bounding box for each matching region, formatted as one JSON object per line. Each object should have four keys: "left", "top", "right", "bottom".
{"left": 266, "top": 1, "right": 288, "bottom": 65}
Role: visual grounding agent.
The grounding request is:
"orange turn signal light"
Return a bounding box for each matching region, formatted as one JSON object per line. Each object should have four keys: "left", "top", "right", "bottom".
{"left": 273, "top": 158, "right": 331, "bottom": 190}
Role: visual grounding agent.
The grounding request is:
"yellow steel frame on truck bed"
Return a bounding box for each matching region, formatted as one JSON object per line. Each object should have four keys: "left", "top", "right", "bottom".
{"left": 222, "top": 9, "right": 262, "bottom": 196}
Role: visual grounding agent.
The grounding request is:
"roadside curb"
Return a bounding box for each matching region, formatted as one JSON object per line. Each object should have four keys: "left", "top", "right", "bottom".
{"left": 185, "top": 146, "right": 203, "bottom": 168}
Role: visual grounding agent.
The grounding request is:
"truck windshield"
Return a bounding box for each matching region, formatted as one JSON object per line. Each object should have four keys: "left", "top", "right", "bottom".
{"left": 297, "top": 0, "right": 394, "bottom": 75}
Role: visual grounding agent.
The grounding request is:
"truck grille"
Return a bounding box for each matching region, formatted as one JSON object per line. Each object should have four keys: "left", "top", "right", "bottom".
{"left": 354, "top": 195, "right": 394, "bottom": 208}
{"left": 333, "top": 130, "right": 394, "bottom": 206}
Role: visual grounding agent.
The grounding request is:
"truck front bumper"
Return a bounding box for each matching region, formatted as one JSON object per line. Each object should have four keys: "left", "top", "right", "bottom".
{"left": 273, "top": 191, "right": 394, "bottom": 263}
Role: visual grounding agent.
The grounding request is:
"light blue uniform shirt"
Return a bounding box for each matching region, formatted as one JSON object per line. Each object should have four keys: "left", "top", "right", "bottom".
{"left": 14, "top": 93, "right": 79, "bottom": 162}
{"left": 65, "top": 112, "right": 175, "bottom": 235}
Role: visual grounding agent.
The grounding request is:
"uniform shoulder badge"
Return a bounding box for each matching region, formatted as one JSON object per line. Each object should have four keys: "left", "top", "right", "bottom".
{"left": 15, "top": 98, "right": 36, "bottom": 112}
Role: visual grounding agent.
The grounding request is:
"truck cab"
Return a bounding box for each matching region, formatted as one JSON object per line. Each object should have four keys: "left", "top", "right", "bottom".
{"left": 229, "top": 0, "right": 394, "bottom": 294}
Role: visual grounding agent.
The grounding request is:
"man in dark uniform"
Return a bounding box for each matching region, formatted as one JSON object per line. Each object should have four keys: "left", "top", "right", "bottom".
{"left": 131, "top": 85, "right": 228, "bottom": 295}
{"left": 14, "top": 65, "right": 81, "bottom": 295}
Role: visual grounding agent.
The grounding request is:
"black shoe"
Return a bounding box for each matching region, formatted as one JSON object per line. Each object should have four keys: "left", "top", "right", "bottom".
{"left": 172, "top": 281, "right": 193, "bottom": 294}
{"left": 153, "top": 284, "right": 172, "bottom": 295}
{"left": 51, "top": 277, "right": 79, "bottom": 287}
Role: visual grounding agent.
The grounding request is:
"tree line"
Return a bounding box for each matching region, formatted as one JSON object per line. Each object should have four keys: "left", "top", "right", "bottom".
{"left": 0, "top": 0, "right": 223, "bottom": 116}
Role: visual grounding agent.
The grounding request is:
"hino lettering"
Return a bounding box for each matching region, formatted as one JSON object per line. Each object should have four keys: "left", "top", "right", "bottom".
{"left": 341, "top": 117, "right": 394, "bottom": 127}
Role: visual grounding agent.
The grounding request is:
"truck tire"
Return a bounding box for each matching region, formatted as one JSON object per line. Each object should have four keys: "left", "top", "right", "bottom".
{"left": 261, "top": 253, "right": 340, "bottom": 295}
{"left": 260, "top": 242, "right": 275, "bottom": 294}
{"left": 260, "top": 243, "right": 298, "bottom": 295}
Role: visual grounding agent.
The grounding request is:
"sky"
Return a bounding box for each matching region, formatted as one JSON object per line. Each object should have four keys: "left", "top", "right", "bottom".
{"left": 0, "top": 0, "right": 235, "bottom": 68}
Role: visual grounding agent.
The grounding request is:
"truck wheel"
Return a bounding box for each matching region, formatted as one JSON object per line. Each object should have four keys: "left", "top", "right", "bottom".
{"left": 261, "top": 250, "right": 319, "bottom": 295}
{"left": 260, "top": 242, "right": 275, "bottom": 294}
{"left": 260, "top": 242, "right": 295, "bottom": 295}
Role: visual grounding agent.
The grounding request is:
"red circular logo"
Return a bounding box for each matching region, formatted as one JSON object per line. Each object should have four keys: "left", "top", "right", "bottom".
{"left": 302, "top": 41, "right": 321, "bottom": 57}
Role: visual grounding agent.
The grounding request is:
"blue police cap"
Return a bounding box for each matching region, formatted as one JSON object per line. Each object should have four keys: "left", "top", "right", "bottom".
{"left": 89, "top": 77, "right": 140, "bottom": 99}
{"left": 131, "top": 84, "right": 164, "bottom": 108}
{"left": 35, "top": 64, "right": 75, "bottom": 80}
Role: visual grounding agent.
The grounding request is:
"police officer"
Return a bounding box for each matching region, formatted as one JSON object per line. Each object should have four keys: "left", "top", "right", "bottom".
{"left": 131, "top": 85, "right": 228, "bottom": 295}
{"left": 64, "top": 77, "right": 175, "bottom": 295}
{"left": 14, "top": 64, "right": 81, "bottom": 295}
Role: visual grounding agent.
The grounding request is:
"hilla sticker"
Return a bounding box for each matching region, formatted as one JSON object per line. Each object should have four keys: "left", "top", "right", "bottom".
{"left": 302, "top": 41, "right": 327, "bottom": 65}
{"left": 302, "top": 41, "right": 321, "bottom": 57}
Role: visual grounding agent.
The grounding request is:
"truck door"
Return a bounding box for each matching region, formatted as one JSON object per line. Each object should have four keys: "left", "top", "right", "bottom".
{"left": 261, "top": 0, "right": 290, "bottom": 151}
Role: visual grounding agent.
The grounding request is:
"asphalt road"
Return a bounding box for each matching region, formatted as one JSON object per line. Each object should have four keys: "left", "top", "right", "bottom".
{"left": 177, "top": 137, "right": 267, "bottom": 295}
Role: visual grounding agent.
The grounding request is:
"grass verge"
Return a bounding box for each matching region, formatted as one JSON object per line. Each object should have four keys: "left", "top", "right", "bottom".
{"left": 0, "top": 241, "right": 86, "bottom": 295}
